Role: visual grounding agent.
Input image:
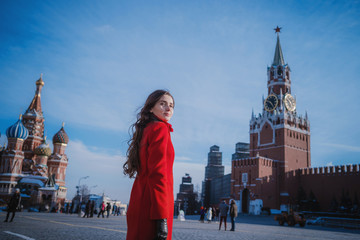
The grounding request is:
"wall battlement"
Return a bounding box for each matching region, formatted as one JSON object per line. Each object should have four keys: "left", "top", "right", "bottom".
{"left": 286, "top": 164, "right": 360, "bottom": 178}
{"left": 233, "top": 157, "right": 278, "bottom": 168}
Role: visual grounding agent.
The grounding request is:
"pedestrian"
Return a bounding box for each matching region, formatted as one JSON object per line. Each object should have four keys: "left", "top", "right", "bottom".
{"left": 83, "top": 200, "right": 91, "bottom": 218}
{"left": 97, "top": 201, "right": 105, "bottom": 218}
{"left": 219, "top": 200, "right": 229, "bottom": 231}
{"left": 212, "top": 207, "right": 217, "bottom": 222}
{"left": 106, "top": 202, "right": 111, "bottom": 218}
{"left": 229, "top": 200, "right": 238, "bottom": 231}
{"left": 113, "top": 204, "right": 117, "bottom": 216}
{"left": 70, "top": 201, "right": 74, "bottom": 214}
{"left": 215, "top": 207, "right": 220, "bottom": 222}
{"left": 199, "top": 207, "right": 205, "bottom": 223}
{"left": 65, "top": 203, "right": 69, "bottom": 214}
{"left": 90, "top": 200, "right": 95, "bottom": 218}
{"left": 124, "top": 90, "right": 175, "bottom": 240}
{"left": 206, "top": 207, "right": 212, "bottom": 223}
{"left": 4, "top": 188, "right": 21, "bottom": 222}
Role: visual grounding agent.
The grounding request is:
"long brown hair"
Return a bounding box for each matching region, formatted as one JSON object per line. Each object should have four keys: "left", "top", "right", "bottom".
{"left": 123, "top": 90, "right": 174, "bottom": 178}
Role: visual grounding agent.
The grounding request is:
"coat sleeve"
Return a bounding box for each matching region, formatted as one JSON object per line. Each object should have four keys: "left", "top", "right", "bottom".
{"left": 147, "top": 123, "right": 170, "bottom": 219}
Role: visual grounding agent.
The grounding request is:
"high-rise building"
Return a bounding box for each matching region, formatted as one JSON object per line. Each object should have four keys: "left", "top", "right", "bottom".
{"left": 175, "top": 173, "right": 198, "bottom": 215}
{"left": 232, "top": 142, "right": 250, "bottom": 160}
{"left": 202, "top": 145, "right": 230, "bottom": 207}
{"left": 205, "top": 145, "right": 224, "bottom": 180}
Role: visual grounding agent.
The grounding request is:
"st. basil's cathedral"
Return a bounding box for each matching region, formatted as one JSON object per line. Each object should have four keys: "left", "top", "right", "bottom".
{"left": 0, "top": 75, "right": 69, "bottom": 209}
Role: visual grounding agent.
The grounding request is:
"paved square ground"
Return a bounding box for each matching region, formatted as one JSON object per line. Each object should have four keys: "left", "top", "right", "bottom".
{"left": 0, "top": 212, "right": 359, "bottom": 240}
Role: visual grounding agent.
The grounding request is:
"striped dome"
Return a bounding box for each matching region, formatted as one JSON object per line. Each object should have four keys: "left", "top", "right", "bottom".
{"left": 53, "top": 127, "right": 69, "bottom": 144}
{"left": 6, "top": 118, "right": 29, "bottom": 140}
{"left": 35, "top": 137, "right": 51, "bottom": 156}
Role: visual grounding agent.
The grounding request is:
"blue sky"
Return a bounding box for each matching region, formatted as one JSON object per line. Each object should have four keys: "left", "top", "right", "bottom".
{"left": 1, "top": 0, "right": 359, "bottom": 204}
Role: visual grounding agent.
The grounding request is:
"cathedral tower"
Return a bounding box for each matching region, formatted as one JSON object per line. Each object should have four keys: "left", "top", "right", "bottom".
{"left": 0, "top": 116, "right": 29, "bottom": 194}
{"left": 48, "top": 124, "right": 69, "bottom": 187}
{"left": 33, "top": 135, "right": 52, "bottom": 177}
{"left": 47, "top": 124, "right": 69, "bottom": 202}
{"left": 22, "top": 75, "right": 45, "bottom": 173}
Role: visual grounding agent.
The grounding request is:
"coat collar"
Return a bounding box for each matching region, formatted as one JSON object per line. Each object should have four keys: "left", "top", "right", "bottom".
{"left": 152, "top": 115, "right": 173, "bottom": 132}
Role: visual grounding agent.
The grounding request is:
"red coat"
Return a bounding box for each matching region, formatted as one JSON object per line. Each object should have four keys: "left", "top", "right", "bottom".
{"left": 126, "top": 120, "right": 175, "bottom": 240}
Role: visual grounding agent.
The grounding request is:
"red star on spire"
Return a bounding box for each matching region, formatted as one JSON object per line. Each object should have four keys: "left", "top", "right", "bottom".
{"left": 274, "top": 26, "right": 282, "bottom": 33}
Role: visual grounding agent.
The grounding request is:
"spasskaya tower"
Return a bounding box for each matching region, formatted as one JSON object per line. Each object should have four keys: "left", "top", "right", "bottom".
{"left": 250, "top": 26, "right": 311, "bottom": 171}
{"left": 231, "top": 27, "right": 311, "bottom": 211}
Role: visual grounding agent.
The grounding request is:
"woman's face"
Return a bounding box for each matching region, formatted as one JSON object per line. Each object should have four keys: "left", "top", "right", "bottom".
{"left": 150, "top": 94, "right": 174, "bottom": 122}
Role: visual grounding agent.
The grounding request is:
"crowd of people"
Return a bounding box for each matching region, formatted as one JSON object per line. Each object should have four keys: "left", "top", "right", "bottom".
{"left": 199, "top": 199, "right": 239, "bottom": 231}
{"left": 67, "top": 201, "right": 123, "bottom": 218}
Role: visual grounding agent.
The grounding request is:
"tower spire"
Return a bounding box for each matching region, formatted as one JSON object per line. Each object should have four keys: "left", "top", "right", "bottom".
{"left": 26, "top": 74, "right": 44, "bottom": 115}
{"left": 272, "top": 26, "right": 285, "bottom": 66}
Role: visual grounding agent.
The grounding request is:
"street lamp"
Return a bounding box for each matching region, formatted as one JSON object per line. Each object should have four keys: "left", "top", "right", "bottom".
{"left": 78, "top": 176, "right": 89, "bottom": 217}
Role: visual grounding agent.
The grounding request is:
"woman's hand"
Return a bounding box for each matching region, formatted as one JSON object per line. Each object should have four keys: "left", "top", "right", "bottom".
{"left": 155, "top": 219, "right": 168, "bottom": 240}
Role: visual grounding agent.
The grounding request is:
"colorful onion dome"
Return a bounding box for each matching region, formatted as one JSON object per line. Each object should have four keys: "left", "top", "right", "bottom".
{"left": 6, "top": 115, "right": 29, "bottom": 140}
{"left": 53, "top": 123, "right": 69, "bottom": 144}
{"left": 35, "top": 136, "right": 51, "bottom": 156}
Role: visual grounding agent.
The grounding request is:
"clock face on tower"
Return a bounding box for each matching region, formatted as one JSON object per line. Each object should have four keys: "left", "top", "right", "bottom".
{"left": 264, "top": 94, "right": 278, "bottom": 111}
{"left": 284, "top": 93, "right": 296, "bottom": 112}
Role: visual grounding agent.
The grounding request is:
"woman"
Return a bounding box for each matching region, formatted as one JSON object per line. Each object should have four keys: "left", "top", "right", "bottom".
{"left": 124, "top": 90, "right": 175, "bottom": 240}
{"left": 97, "top": 201, "right": 105, "bottom": 218}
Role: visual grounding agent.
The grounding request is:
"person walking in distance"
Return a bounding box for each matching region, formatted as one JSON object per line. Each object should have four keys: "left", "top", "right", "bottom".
{"left": 97, "top": 201, "right": 105, "bottom": 218}
{"left": 124, "top": 90, "right": 175, "bottom": 240}
{"left": 229, "top": 199, "right": 238, "bottom": 231}
{"left": 4, "top": 188, "right": 21, "bottom": 222}
{"left": 106, "top": 202, "right": 111, "bottom": 218}
{"left": 206, "top": 206, "right": 212, "bottom": 223}
{"left": 112, "top": 203, "right": 117, "bottom": 216}
{"left": 199, "top": 207, "right": 205, "bottom": 223}
{"left": 219, "top": 200, "right": 229, "bottom": 231}
{"left": 90, "top": 200, "right": 95, "bottom": 218}
{"left": 83, "top": 200, "right": 91, "bottom": 218}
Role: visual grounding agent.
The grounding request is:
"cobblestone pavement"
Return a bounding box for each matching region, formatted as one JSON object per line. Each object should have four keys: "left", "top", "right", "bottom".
{"left": 0, "top": 212, "right": 359, "bottom": 240}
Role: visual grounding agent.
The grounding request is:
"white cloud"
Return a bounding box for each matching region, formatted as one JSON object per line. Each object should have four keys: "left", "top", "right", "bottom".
{"left": 175, "top": 156, "right": 192, "bottom": 162}
{"left": 326, "top": 162, "right": 333, "bottom": 167}
{"left": 65, "top": 140, "right": 134, "bottom": 203}
{"left": 65, "top": 140, "right": 210, "bottom": 204}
